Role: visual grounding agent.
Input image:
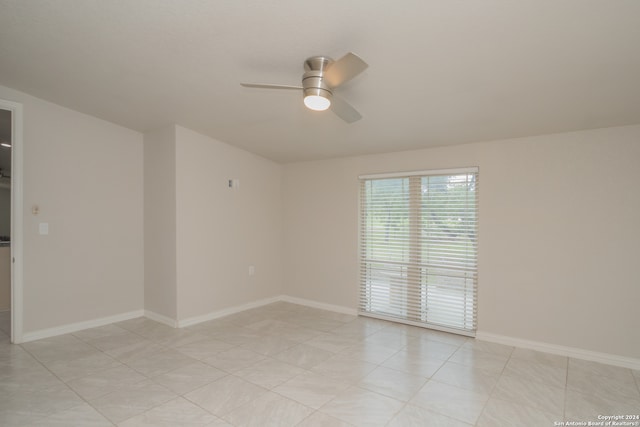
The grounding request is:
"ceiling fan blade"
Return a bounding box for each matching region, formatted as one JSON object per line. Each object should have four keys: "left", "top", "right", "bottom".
{"left": 240, "top": 83, "right": 302, "bottom": 90}
{"left": 323, "top": 52, "right": 368, "bottom": 88}
{"left": 330, "top": 94, "right": 362, "bottom": 123}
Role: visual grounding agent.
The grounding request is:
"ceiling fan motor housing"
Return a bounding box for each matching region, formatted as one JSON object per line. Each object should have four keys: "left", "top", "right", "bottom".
{"left": 303, "top": 56, "right": 333, "bottom": 99}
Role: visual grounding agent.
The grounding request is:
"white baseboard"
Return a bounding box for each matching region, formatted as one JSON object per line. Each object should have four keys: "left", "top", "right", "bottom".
{"left": 177, "top": 295, "right": 357, "bottom": 328}
{"left": 21, "top": 310, "right": 144, "bottom": 343}
{"left": 144, "top": 310, "right": 178, "bottom": 328}
{"left": 177, "top": 295, "right": 282, "bottom": 328}
{"left": 19, "top": 300, "right": 639, "bottom": 372}
{"left": 279, "top": 295, "right": 358, "bottom": 316}
{"left": 475, "top": 331, "right": 640, "bottom": 371}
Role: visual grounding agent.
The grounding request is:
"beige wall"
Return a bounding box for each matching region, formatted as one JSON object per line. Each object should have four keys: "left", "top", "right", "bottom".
{"left": 175, "top": 126, "right": 283, "bottom": 321}
{"left": 283, "top": 125, "right": 640, "bottom": 359}
{"left": 0, "top": 84, "right": 144, "bottom": 334}
{"left": 283, "top": 157, "right": 360, "bottom": 308}
{"left": 143, "top": 126, "right": 177, "bottom": 319}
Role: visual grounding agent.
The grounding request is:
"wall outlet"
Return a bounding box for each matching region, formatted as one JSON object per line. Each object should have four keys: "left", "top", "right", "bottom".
{"left": 248, "top": 265, "right": 255, "bottom": 276}
{"left": 39, "top": 222, "right": 49, "bottom": 235}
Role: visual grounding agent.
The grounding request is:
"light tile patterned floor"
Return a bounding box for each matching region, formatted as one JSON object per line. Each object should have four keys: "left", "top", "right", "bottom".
{"left": 0, "top": 305, "right": 639, "bottom": 426}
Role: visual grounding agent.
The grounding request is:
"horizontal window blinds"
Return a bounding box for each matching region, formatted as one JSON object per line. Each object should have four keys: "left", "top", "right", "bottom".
{"left": 359, "top": 169, "right": 478, "bottom": 335}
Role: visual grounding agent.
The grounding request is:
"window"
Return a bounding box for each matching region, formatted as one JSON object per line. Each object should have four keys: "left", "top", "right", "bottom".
{"left": 359, "top": 168, "right": 478, "bottom": 336}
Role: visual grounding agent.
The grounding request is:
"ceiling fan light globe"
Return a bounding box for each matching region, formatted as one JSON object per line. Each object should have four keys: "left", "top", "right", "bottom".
{"left": 304, "top": 95, "right": 331, "bottom": 111}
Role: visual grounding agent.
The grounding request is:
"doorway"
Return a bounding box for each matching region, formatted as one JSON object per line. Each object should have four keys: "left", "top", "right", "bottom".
{"left": 0, "top": 109, "right": 10, "bottom": 337}
{"left": 0, "top": 99, "right": 23, "bottom": 343}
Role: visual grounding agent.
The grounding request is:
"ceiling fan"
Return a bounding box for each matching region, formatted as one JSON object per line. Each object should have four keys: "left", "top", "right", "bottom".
{"left": 241, "top": 52, "right": 368, "bottom": 123}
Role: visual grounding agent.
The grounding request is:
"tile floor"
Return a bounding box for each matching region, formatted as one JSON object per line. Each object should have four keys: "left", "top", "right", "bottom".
{"left": 0, "top": 304, "right": 639, "bottom": 426}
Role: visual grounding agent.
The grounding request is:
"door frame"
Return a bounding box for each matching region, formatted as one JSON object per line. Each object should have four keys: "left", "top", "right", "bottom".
{"left": 0, "top": 98, "right": 24, "bottom": 343}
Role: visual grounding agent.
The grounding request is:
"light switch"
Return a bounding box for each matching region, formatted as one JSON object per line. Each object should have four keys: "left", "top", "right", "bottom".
{"left": 39, "top": 223, "right": 49, "bottom": 235}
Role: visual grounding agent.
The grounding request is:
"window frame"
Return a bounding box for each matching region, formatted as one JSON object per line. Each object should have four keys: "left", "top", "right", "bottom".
{"left": 358, "top": 167, "right": 479, "bottom": 336}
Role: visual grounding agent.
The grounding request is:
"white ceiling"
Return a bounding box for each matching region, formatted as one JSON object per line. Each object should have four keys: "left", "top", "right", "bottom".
{"left": 1, "top": 1, "right": 639, "bottom": 163}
